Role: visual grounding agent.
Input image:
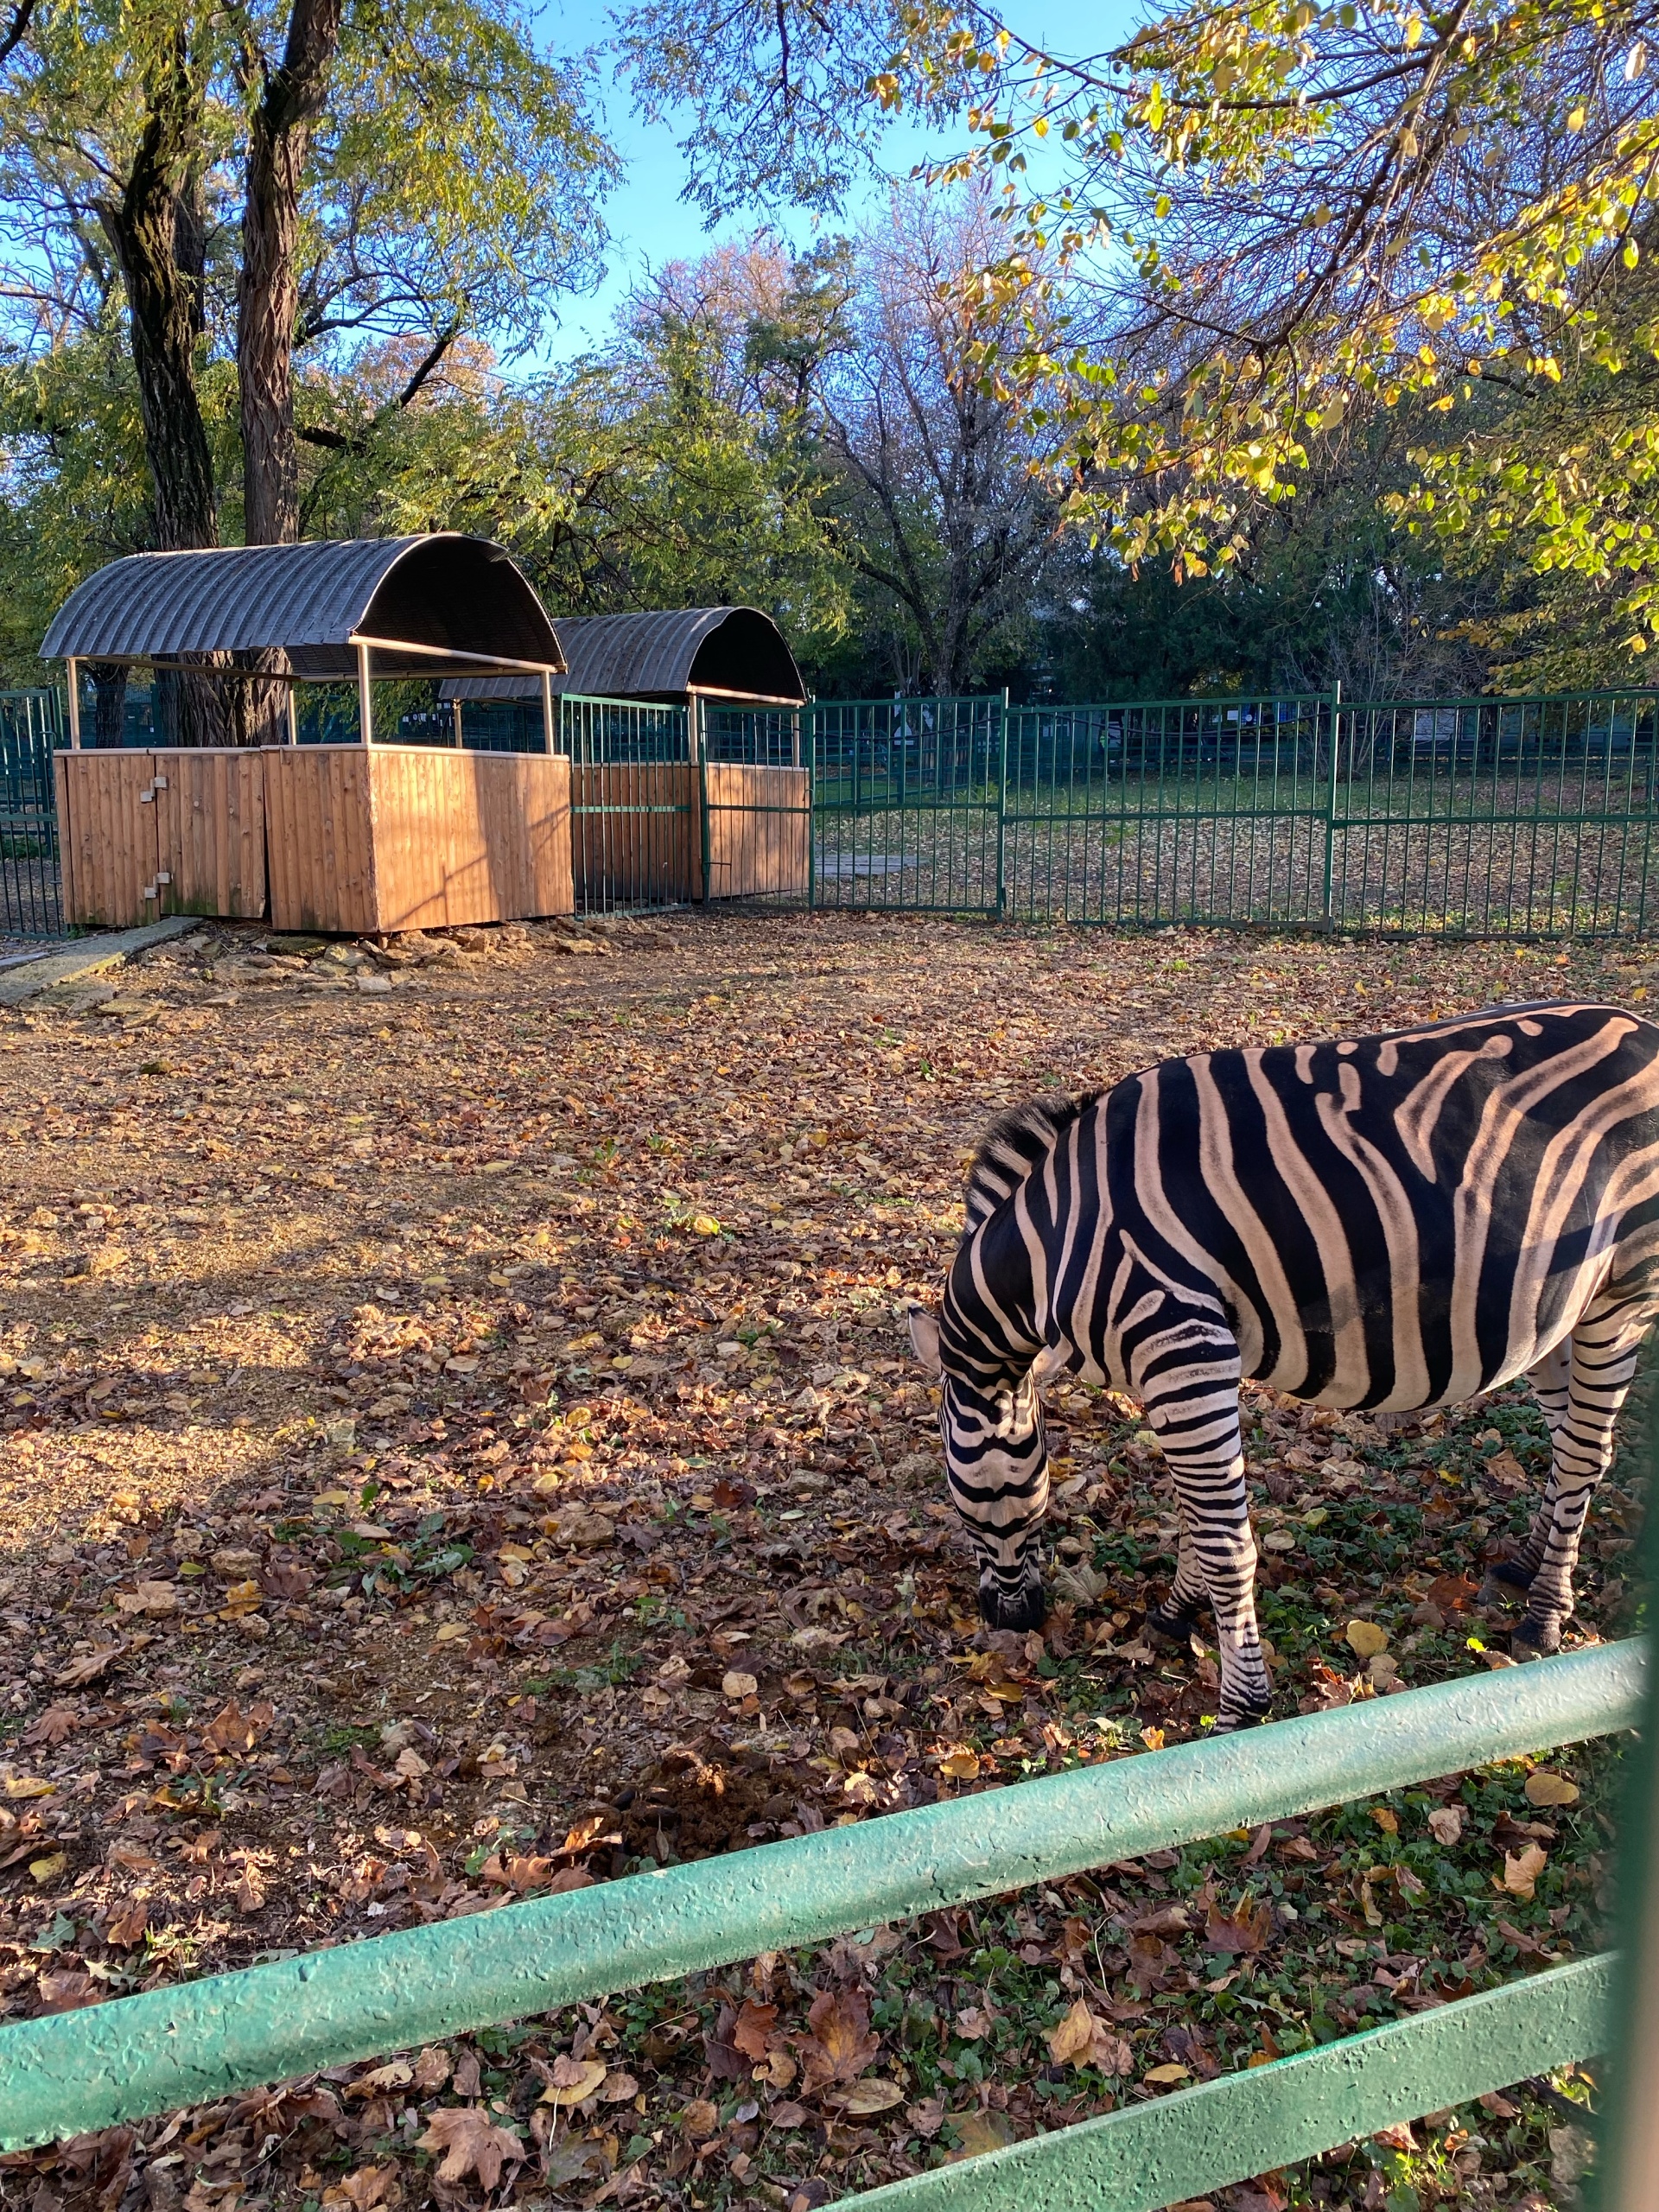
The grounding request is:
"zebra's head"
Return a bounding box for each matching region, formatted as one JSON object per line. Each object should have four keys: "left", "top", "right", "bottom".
{"left": 908, "top": 1305, "right": 1049, "bottom": 1630}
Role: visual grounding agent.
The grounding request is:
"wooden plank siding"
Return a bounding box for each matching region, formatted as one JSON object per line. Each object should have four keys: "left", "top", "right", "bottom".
{"left": 155, "top": 750, "right": 268, "bottom": 919}
{"left": 703, "top": 764, "right": 810, "bottom": 898}
{"left": 366, "top": 749, "right": 573, "bottom": 930}
{"left": 571, "top": 763, "right": 699, "bottom": 909}
{"left": 54, "top": 752, "right": 161, "bottom": 928}
{"left": 264, "top": 746, "right": 574, "bottom": 934}
{"left": 264, "top": 747, "right": 380, "bottom": 936}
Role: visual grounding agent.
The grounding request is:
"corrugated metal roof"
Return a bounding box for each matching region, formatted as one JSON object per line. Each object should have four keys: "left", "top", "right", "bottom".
{"left": 41, "top": 536, "right": 564, "bottom": 677}
{"left": 442, "top": 607, "right": 805, "bottom": 704}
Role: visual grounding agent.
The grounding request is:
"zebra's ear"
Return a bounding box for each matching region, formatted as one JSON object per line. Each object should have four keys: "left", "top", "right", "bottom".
{"left": 907, "top": 1306, "right": 943, "bottom": 1377}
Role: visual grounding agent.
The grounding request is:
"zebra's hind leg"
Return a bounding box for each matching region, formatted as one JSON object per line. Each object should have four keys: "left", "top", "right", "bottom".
{"left": 1135, "top": 1318, "right": 1268, "bottom": 1729}
{"left": 1478, "top": 1340, "right": 1571, "bottom": 1607}
{"left": 1513, "top": 1292, "right": 1654, "bottom": 1661}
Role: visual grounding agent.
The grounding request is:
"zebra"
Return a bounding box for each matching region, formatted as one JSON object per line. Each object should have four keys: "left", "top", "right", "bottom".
{"left": 908, "top": 1001, "right": 1659, "bottom": 1730}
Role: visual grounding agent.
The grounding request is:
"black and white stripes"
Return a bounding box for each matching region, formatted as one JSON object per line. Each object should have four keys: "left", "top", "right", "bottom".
{"left": 910, "top": 1001, "right": 1659, "bottom": 1728}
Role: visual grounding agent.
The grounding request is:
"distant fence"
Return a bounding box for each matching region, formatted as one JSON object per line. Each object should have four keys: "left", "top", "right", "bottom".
{"left": 809, "top": 690, "right": 1659, "bottom": 937}
{"left": 0, "top": 690, "right": 63, "bottom": 938}
{"left": 15, "top": 684, "right": 1659, "bottom": 940}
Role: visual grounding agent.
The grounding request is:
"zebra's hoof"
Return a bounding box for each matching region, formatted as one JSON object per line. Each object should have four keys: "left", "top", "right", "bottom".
{"left": 979, "top": 1580, "right": 1046, "bottom": 1632}
{"left": 1512, "top": 1616, "right": 1561, "bottom": 1662}
{"left": 1478, "top": 1560, "right": 1534, "bottom": 1607}
{"left": 1144, "top": 1603, "right": 1199, "bottom": 1649}
{"left": 1211, "top": 1704, "right": 1270, "bottom": 1734}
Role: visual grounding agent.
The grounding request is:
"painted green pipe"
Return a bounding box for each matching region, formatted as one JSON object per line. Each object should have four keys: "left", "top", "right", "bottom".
{"left": 856, "top": 1953, "right": 1615, "bottom": 2211}
{"left": 0, "top": 1639, "right": 1640, "bottom": 2152}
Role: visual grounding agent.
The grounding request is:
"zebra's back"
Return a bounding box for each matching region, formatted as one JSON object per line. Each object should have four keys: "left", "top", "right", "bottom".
{"left": 1038, "top": 1001, "right": 1659, "bottom": 1411}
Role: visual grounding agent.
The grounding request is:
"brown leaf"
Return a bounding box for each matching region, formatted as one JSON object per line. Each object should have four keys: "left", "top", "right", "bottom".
{"left": 201, "top": 1699, "right": 276, "bottom": 1756}
{"left": 795, "top": 1988, "right": 880, "bottom": 2090}
{"left": 22, "top": 1706, "right": 79, "bottom": 1748}
{"left": 1046, "top": 1998, "right": 1133, "bottom": 2075}
{"left": 105, "top": 1899, "right": 149, "bottom": 1948}
{"left": 1524, "top": 1770, "right": 1580, "bottom": 1808}
{"left": 1427, "top": 1806, "right": 1465, "bottom": 1845}
{"left": 416, "top": 2107, "right": 524, "bottom": 2188}
{"left": 833, "top": 2077, "right": 905, "bottom": 2114}
{"left": 945, "top": 2110, "right": 1017, "bottom": 2162}
{"left": 1205, "top": 1894, "right": 1274, "bottom": 1955}
{"left": 326, "top": 2167, "right": 397, "bottom": 2212}
{"left": 539, "top": 2056, "right": 607, "bottom": 2107}
{"left": 1501, "top": 1843, "right": 1548, "bottom": 1900}
{"left": 55, "top": 1643, "right": 125, "bottom": 1690}
{"left": 732, "top": 1999, "right": 779, "bottom": 2060}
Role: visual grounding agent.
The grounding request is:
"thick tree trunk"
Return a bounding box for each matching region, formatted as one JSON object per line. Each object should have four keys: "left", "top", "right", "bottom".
{"left": 235, "top": 0, "right": 345, "bottom": 744}
{"left": 97, "top": 29, "right": 226, "bottom": 747}
{"left": 89, "top": 664, "right": 128, "bottom": 747}
{"left": 238, "top": 0, "right": 345, "bottom": 547}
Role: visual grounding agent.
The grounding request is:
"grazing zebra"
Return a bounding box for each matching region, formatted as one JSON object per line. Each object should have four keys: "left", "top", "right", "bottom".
{"left": 908, "top": 1001, "right": 1659, "bottom": 1730}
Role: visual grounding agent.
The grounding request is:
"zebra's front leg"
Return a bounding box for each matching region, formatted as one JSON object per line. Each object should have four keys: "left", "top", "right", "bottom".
{"left": 1513, "top": 1294, "right": 1651, "bottom": 1660}
{"left": 1135, "top": 1323, "right": 1269, "bottom": 1729}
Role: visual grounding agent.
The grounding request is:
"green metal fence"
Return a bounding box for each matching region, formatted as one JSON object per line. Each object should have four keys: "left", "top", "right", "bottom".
{"left": 0, "top": 688, "right": 63, "bottom": 939}
{"left": 806, "top": 689, "right": 1659, "bottom": 937}
{"left": 0, "top": 1639, "right": 1644, "bottom": 2196}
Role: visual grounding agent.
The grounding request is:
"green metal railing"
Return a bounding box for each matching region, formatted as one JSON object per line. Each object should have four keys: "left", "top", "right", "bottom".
{"left": 0, "top": 1638, "right": 1646, "bottom": 2198}
{"left": 0, "top": 688, "right": 63, "bottom": 939}
{"left": 806, "top": 688, "right": 1659, "bottom": 937}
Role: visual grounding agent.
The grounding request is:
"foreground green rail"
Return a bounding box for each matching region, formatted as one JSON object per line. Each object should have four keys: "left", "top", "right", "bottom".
{"left": 0, "top": 1641, "right": 1643, "bottom": 2189}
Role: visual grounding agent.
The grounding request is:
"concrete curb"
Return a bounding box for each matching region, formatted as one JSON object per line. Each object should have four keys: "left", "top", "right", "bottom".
{"left": 0, "top": 914, "right": 198, "bottom": 1006}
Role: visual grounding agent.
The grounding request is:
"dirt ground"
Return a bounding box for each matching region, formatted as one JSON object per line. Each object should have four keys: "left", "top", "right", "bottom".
{"left": 0, "top": 909, "right": 1643, "bottom": 2212}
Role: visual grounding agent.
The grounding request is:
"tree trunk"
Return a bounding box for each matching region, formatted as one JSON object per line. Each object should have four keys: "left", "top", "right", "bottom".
{"left": 97, "top": 28, "right": 226, "bottom": 747}
{"left": 234, "top": 0, "right": 345, "bottom": 744}
{"left": 89, "top": 664, "right": 128, "bottom": 747}
{"left": 238, "top": 0, "right": 345, "bottom": 548}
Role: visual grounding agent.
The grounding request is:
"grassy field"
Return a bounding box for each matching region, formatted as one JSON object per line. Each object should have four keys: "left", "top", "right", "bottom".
{"left": 0, "top": 910, "right": 1647, "bottom": 2212}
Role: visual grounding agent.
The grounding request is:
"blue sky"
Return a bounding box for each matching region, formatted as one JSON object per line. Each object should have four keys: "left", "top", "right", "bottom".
{"left": 534, "top": 0, "right": 1141, "bottom": 359}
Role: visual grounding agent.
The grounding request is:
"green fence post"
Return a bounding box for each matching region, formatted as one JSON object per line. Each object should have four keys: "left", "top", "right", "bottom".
{"left": 696, "top": 695, "right": 710, "bottom": 906}
{"left": 805, "top": 704, "right": 817, "bottom": 912}
{"left": 1593, "top": 1421, "right": 1659, "bottom": 2212}
{"left": 1321, "top": 681, "right": 1342, "bottom": 931}
{"left": 995, "top": 688, "right": 1009, "bottom": 918}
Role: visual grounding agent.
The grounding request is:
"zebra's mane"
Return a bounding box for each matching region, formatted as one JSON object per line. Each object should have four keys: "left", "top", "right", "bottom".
{"left": 963, "top": 1092, "right": 1099, "bottom": 1233}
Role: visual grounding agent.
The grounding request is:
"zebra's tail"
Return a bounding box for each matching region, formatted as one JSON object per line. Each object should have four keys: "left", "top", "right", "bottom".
{"left": 963, "top": 1091, "right": 1097, "bottom": 1233}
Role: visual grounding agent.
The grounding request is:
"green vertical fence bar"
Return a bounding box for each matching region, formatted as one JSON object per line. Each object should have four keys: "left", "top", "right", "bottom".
{"left": 995, "top": 688, "right": 1009, "bottom": 919}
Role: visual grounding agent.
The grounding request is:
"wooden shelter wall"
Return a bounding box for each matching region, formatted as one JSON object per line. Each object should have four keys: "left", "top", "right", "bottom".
{"left": 264, "top": 747, "right": 378, "bottom": 936}
{"left": 53, "top": 747, "right": 806, "bottom": 932}
{"left": 703, "top": 765, "right": 810, "bottom": 899}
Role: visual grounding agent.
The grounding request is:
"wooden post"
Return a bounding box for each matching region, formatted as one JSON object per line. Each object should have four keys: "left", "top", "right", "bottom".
{"left": 65, "top": 658, "right": 81, "bottom": 749}
{"left": 541, "top": 668, "right": 556, "bottom": 755}
{"left": 452, "top": 699, "right": 464, "bottom": 747}
{"left": 357, "top": 641, "right": 372, "bottom": 746}
{"left": 287, "top": 685, "right": 299, "bottom": 747}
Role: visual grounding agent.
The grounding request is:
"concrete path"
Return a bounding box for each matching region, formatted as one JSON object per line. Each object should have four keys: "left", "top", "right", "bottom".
{"left": 0, "top": 915, "right": 198, "bottom": 1006}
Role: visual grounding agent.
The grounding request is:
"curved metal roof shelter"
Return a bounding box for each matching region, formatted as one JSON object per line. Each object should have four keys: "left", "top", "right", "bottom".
{"left": 41, "top": 536, "right": 564, "bottom": 681}
{"left": 443, "top": 606, "right": 805, "bottom": 706}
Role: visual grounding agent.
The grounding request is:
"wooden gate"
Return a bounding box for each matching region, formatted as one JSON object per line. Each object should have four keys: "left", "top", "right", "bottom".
{"left": 702, "top": 763, "right": 810, "bottom": 898}
{"left": 54, "top": 750, "right": 267, "bottom": 929}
